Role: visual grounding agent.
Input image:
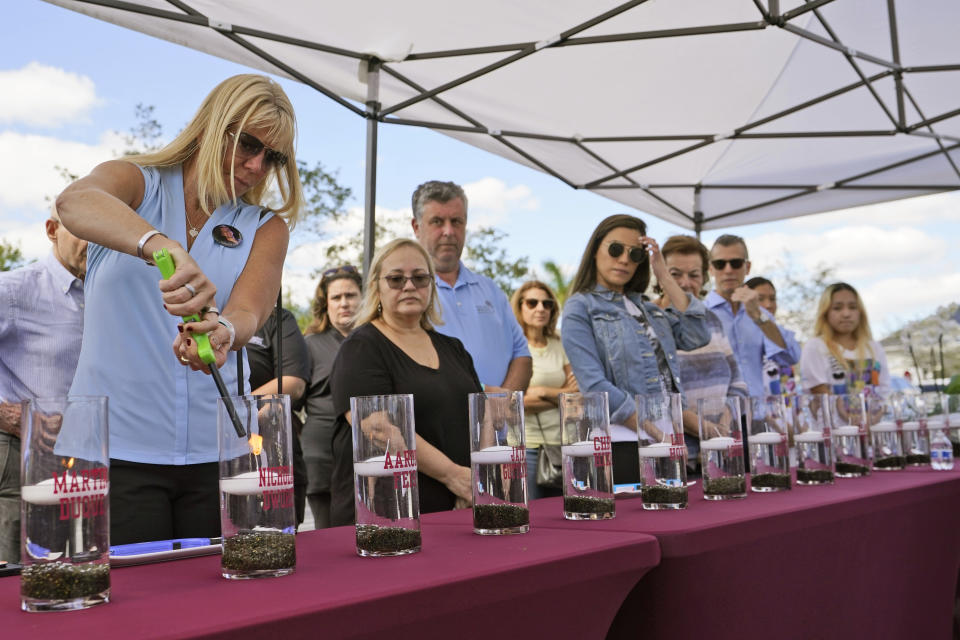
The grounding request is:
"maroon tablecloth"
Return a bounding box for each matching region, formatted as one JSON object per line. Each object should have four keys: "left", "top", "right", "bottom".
{"left": 1, "top": 515, "right": 659, "bottom": 639}
{"left": 515, "top": 467, "right": 959, "bottom": 640}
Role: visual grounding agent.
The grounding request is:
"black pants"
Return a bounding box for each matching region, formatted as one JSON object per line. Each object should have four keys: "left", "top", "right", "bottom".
{"left": 109, "top": 460, "right": 220, "bottom": 545}
{"left": 612, "top": 441, "right": 641, "bottom": 485}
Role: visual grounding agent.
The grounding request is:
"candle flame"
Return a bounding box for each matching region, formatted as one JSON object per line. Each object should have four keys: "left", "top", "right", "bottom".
{"left": 63, "top": 457, "right": 75, "bottom": 469}
{"left": 248, "top": 434, "right": 263, "bottom": 456}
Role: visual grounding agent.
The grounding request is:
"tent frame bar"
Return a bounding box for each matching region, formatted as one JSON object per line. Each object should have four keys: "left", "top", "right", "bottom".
{"left": 66, "top": 0, "right": 960, "bottom": 233}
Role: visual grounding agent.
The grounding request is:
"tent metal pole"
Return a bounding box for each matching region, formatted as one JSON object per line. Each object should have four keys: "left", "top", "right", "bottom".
{"left": 902, "top": 87, "right": 960, "bottom": 181}
{"left": 887, "top": 0, "right": 906, "bottom": 129}
{"left": 694, "top": 186, "right": 703, "bottom": 240}
{"left": 808, "top": 9, "right": 899, "bottom": 128}
{"left": 380, "top": 0, "right": 648, "bottom": 116}
{"left": 707, "top": 141, "right": 960, "bottom": 223}
{"left": 781, "top": 0, "right": 835, "bottom": 22}
{"left": 362, "top": 60, "right": 381, "bottom": 277}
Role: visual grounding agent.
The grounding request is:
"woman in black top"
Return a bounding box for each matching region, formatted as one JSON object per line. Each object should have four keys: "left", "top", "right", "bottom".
{"left": 302, "top": 265, "right": 362, "bottom": 529}
{"left": 329, "top": 238, "right": 480, "bottom": 525}
{"left": 245, "top": 307, "right": 312, "bottom": 526}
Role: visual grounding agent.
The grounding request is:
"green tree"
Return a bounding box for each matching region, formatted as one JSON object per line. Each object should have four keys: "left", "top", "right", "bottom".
{"left": 0, "top": 239, "right": 26, "bottom": 272}
{"left": 464, "top": 226, "right": 530, "bottom": 296}
{"left": 763, "top": 253, "right": 836, "bottom": 341}
{"left": 296, "top": 160, "right": 353, "bottom": 239}
{"left": 121, "top": 104, "right": 163, "bottom": 154}
{"left": 539, "top": 260, "right": 572, "bottom": 306}
{"left": 283, "top": 287, "right": 312, "bottom": 333}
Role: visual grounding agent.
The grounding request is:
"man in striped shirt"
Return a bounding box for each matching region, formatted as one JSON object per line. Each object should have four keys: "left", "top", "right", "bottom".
{"left": 0, "top": 205, "right": 86, "bottom": 564}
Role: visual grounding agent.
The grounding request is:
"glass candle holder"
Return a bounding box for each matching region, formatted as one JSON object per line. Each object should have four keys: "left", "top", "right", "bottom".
{"left": 20, "top": 396, "right": 110, "bottom": 612}
{"left": 697, "top": 396, "right": 747, "bottom": 500}
{"left": 794, "top": 394, "right": 835, "bottom": 485}
{"left": 218, "top": 394, "right": 296, "bottom": 578}
{"left": 469, "top": 392, "right": 529, "bottom": 535}
{"left": 898, "top": 394, "right": 932, "bottom": 466}
{"left": 746, "top": 396, "right": 792, "bottom": 492}
{"left": 830, "top": 394, "right": 871, "bottom": 478}
{"left": 559, "top": 392, "right": 615, "bottom": 519}
{"left": 943, "top": 394, "right": 960, "bottom": 458}
{"left": 636, "top": 393, "right": 688, "bottom": 509}
{"left": 351, "top": 394, "right": 421, "bottom": 557}
{"left": 868, "top": 394, "right": 904, "bottom": 470}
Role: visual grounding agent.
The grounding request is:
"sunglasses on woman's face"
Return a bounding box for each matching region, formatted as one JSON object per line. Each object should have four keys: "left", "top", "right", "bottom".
{"left": 523, "top": 298, "right": 555, "bottom": 310}
{"left": 710, "top": 258, "right": 746, "bottom": 270}
{"left": 382, "top": 273, "right": 432, "bottom": 290}
{"left": 606, "top": 241, "right": 646, "bottom": 263}
{"left": 227, "top": 131, "right": 288, "bottom": 168}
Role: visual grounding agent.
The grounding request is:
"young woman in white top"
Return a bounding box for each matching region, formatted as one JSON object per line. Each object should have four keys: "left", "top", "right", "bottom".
{"left": 801, "top": 282, "right": 890, "bottom": 395}
{"left": 510, "top": 281, "right": 577, "bottom": 499}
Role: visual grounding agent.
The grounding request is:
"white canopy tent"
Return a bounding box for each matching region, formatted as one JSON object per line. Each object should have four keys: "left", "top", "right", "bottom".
{"left": 46, "top": 0, "right": 960, "bottom": 269}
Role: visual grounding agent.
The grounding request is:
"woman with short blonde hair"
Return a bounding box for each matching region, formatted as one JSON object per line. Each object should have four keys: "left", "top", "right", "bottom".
{"left": 327, "top": 238, "right": 482, "bottom": 524}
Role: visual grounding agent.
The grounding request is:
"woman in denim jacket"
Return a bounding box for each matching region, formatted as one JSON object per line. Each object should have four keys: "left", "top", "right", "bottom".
{"left": 562, "top": 214, "right": 709, "bottom": 484}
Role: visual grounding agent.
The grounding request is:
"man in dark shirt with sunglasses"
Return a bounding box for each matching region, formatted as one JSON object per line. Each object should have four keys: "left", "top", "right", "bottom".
{"left": 705, "top": 234, "right": 800, "bottom": 398}
{"left": 411, "top": 180, "right": 531, "bottom": 392}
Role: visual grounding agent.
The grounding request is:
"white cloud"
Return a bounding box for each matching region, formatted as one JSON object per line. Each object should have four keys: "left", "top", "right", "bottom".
{"left": 746, "top": 225, "right": 948, "bottom": 282}
{"left": 0, "top": 219, "right": 52, "bottom": 262}
{"left": 861, "top": 273, "right": 960, "bottom": 335}
{"left": 0, "top": 63, "right": 101, "bottom": 127}
{"left": 281, "top": 269, "right": 320, "bottom": 311}
{"left": 0, "top": 129, "right": 127, "bottom": 209}
{"left": 784, "top": 190, "right": 960, "bottom": 230}
{"left": 464, "top": 177, "right": 538, "bottom": 227}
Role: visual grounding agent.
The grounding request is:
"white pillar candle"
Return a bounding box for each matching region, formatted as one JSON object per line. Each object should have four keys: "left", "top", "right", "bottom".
{"left": 832, "top": 426, "right": 861, "bottom": 437}
{"left": 638, "top": 442, "right": 673, "bottom": 457}
{"left": 794, "top": 431, "right": 824, "bottom": 443}
{"left": 21, "top": 476, "right": 109, "bottom": 505}
{"left": 220, "top": 471, "right": 265, "bottom": 495}
{"left": 471, "top": 445, "right": 517, "bottom": 464}
{"left": 562, "top": 440, "right": 601, "bottom": 457}
{"left": 353, "top": 455, "right": 398, "bottom": 478}
{"left": 750, "top": 432, "right": 783, "bottom": 444}
{"left": 700, "top": 436, "right": 736, "bottom": 451}
{"left": 871, "top": 421, "right": 898, "bottom": 433}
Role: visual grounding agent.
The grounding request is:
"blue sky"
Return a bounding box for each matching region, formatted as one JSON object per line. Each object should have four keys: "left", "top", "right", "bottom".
{"left": 2, "top": 1, "right": 959, "bottom": 339}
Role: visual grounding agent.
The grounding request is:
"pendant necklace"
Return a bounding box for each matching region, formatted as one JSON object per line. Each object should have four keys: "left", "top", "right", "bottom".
{"left": 186, "top": 206, "right": 209, "bottom": 238}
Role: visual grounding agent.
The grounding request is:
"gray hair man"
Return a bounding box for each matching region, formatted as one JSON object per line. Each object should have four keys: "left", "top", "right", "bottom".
{"left": 704, "top": 234, "right": 800, "bottom": 398}
{"left": 411, "top": 180, "right": 531, "bottom": 390}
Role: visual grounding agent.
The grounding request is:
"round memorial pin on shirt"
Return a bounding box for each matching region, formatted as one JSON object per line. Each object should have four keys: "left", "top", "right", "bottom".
{"left": 213, "top": 224, "right": 242, "bottom": 248}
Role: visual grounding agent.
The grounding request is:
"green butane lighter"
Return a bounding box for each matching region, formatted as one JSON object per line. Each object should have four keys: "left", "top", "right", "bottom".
{"left": 153, "top": 248, "right": 214, "bottom": 364}
{"left": 153, "top": 247, "right": 246, "bottom": 438}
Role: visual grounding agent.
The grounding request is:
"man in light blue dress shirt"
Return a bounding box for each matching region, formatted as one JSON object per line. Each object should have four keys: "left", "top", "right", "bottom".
{"left": 0, "top": 207, "right": 86, "bottom": 563}
{"left": 411, "top": 181, "right": 531, "bottom": 390}
{"left": 705, "top": 235, "right": 801, "bottom": 399}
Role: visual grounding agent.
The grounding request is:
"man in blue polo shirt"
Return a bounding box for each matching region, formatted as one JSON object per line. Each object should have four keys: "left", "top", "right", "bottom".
{"left": 411, "top": 180, "right": 531, "bottom": 391}
{"left": 705, "top": 234, "right": 800, "bottom": 398}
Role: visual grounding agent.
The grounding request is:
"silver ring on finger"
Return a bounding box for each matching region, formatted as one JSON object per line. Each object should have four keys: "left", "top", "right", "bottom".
{"left": 183, "top": 283, "right": 197, "bottom": 297}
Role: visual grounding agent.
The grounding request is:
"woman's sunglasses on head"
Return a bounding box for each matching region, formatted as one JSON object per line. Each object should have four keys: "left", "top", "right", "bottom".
{"left": 605, "top": 241, "right": 646, "bottom": 263}
{"left": 323, "top": 265, "right": 359, "bottom": 279}
{"left": 227, "top": 131, "right": 288, "bottom": 168}
{"left": 522, "top": 298, "right": 555, "bottom": 310}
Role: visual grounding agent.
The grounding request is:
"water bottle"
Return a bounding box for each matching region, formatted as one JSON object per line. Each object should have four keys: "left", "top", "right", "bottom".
{"left": 930, "top": 428, "right": 954, "bottom": 471}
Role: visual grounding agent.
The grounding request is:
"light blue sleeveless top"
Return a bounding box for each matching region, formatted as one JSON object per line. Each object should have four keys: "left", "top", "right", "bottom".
{"left": 70, "top": 165, "right": 274, "bottom": 465}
